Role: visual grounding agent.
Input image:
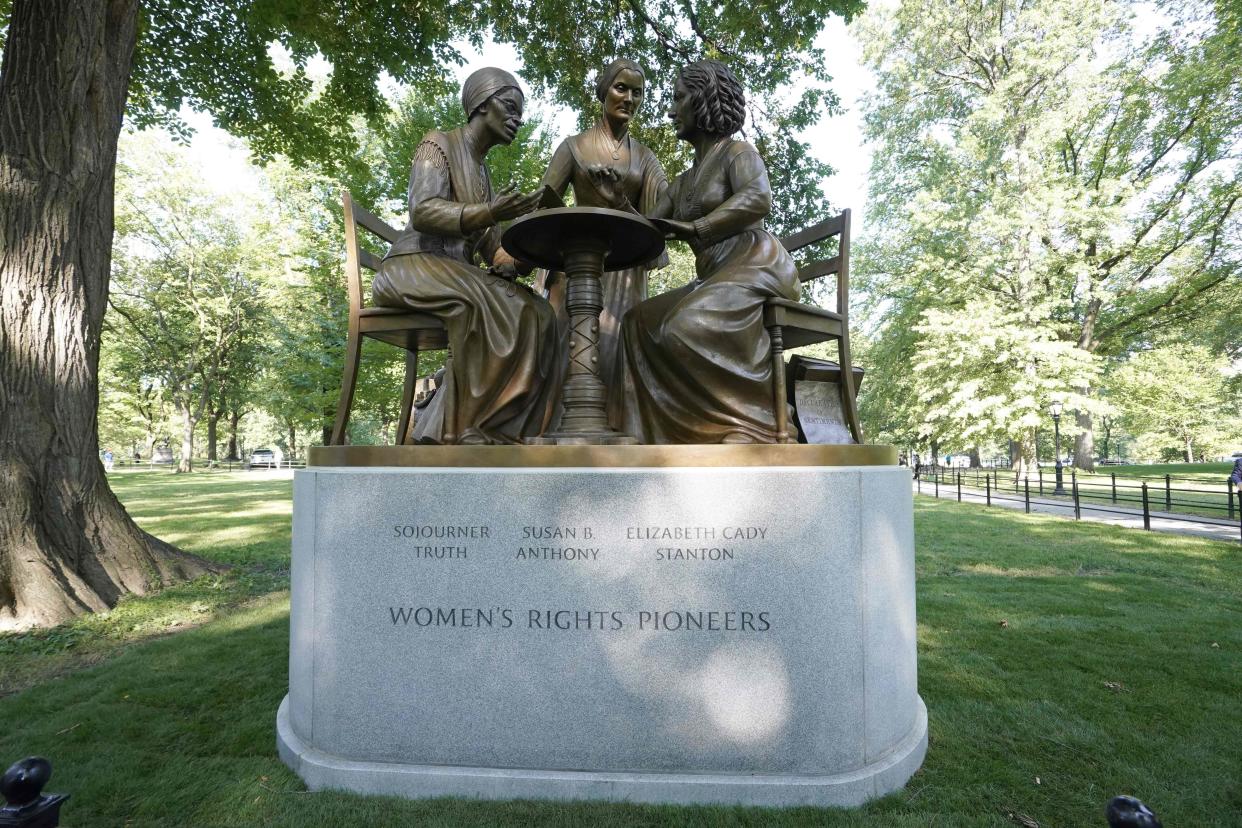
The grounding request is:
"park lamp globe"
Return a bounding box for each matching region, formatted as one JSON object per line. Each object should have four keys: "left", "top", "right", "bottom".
{"left": 1049, "top": 399, "right": 1067, "bottom": 495}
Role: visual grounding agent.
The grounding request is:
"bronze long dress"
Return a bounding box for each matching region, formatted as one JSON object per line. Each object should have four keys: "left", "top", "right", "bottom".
{"left": 538, "top": 123, "right": 667, "bottom": 428}
{"left": 372, "top": 128, "right": 559, "bottom": 444}
{"left": 622, "top": 139, "right": 799, "bottom": 444}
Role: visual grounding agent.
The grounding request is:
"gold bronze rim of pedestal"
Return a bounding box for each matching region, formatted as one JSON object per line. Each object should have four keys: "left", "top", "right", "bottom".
{"left": 533, "top": 237, "right": 638, "bottom": 445}
{"left": 309, "top": 443, "right": 899, "bottom": 468}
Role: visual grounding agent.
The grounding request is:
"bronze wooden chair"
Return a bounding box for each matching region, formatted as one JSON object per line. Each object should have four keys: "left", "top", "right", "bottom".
{"left": 765, "top": 208, "right": 863, "bottom": 444}
{"left": 330, "top": 190, "right": 448, "bottom": 445}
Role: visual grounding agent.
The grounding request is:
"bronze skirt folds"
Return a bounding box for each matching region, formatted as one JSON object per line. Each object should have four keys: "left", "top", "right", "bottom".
{"left": 373, "top": 252, "right": 559, "bottom": 444}
{"left": 621, "top": 229, "right": 799, "bottom": 444}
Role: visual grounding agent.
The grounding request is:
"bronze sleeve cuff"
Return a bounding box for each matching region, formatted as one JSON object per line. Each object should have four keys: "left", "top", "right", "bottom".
{"left": 460, "top": 203, "right": 495, "bottom": 234}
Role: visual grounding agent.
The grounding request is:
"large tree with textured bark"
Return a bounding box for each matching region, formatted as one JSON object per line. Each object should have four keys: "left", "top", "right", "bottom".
{"left": 1, "top": 0, "right": 859, "bottom": 629}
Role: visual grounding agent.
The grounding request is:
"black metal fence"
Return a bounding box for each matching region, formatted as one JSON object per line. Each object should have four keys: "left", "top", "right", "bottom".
{"left": 914, "top": 464, "right": 1242, "bottom": 544}
{"left": 106, "top": 458, "right": 308, "bottom": 471}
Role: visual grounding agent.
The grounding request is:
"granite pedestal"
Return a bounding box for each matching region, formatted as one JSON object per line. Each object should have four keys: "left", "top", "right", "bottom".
{"left": 278, "top": 445, "right": 925, "bottom": 807}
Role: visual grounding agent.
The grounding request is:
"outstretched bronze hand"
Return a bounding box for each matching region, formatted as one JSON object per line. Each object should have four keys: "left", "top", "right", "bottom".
{"left": 585, "top": 164, "right": 632, "bottom": 211}
{"left": 489, "top": 183, "right": 543, "bottom": 222}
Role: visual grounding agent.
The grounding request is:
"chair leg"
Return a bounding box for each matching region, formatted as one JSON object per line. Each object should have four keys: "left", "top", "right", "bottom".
{"left": 838, "top": 334, "right": 864, "bottom": 444}
{"left": 769, "top": 324, "right": 789, "bottom": 444}
{"left": 331, "top": 328, "right": 363, "bottom": 446}
{"left": 397, "top": 348, "right": 420, "bottom": 446}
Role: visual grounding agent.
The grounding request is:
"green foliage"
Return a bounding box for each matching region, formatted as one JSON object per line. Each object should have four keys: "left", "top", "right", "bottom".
{"left": 126, "top": 1, "right": 466, "bottom": 164}
{"left": 60, "top": 0, "right": 861, "bottom": 237}
{"left": 1105, "top": 344, "right": 1241, "bottom": 461}
{"left": 855, "top": 0, "right": 1242, "bottom": 462}
{"left": 106, "top": 132, "right": 276, "bottom": 469}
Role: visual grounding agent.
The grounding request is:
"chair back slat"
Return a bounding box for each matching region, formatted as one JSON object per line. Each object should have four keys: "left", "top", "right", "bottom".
{"left": 342, "top": 190, "right": 364, "bottom": 317}
{"left": 358, "top": 248, "right": 383, "bottom": 273}
{"left": 342, "top": 190, "right": 402, "bottom": 315}
{"left": 836, "top": 209, "right": 851, "bottom": 325}
{"left": 353, "top": 202, "right": 402, "bottom": 244}
{"left": 779, "top": 212, "right": 846, "bottom": 252}
{"left": 798, "top": 255, "right": 842, "bottom": 284}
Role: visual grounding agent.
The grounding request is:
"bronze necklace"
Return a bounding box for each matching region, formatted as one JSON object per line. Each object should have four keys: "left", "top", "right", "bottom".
{"left": 600, "top": 122, "right": 626, "bottom": 160}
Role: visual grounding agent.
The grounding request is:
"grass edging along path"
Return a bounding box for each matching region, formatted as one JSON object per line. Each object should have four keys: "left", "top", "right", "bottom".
{"left": 2, "top": 472, "right": 1240, "bottom": 826}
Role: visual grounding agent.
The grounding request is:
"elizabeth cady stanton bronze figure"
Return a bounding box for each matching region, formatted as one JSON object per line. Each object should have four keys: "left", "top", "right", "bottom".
{"left": 619, "top": 59, "right": 800, "bottom": 444}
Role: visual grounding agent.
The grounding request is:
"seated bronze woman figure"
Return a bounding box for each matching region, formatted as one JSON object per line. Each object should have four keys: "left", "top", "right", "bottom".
{"left": 372, "top": 68, "right": 558, "bottom": 445}
{"left": 620, "top": 60, "right": 800, "bottom": 444}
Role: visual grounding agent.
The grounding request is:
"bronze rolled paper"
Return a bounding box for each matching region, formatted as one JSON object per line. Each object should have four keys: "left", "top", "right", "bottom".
{"left": 371, "top": 67, "right": 559, "bottom": 445}
{"left": 536, "top": 58, "right": 669, "bottom": 431}
{"left": 621, "top": 60, "right": 800, "bottom": 444}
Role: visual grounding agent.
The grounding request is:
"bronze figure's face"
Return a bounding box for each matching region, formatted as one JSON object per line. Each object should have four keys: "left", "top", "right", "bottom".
{"left": 668, "top": 77, "right": 698, "bottom": 141}
{"left": 603, "top": 68, "right": 645, "bottom": 126}
{"left": 481, "top": 88, "right": 525, "bottom": 145}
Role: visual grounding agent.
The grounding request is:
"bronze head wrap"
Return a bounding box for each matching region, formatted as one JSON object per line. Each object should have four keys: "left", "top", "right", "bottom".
{"left": 461, "top": 67, "right": 523, "bottom": 119}
{"left": 595, "top": 58, "right": 645, "bottom": 102}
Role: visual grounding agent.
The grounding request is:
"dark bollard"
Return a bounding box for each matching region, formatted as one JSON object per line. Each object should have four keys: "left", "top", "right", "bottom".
{"left": 986, "top": 475, "right": 991, "bottom": 506}
{"left": 1024, "top": 478, "right": 1030, "bottom": 513}
{"left": 1111, "top": 472, "right": 1116, "bottom": 503}
{"left": 1072, "top": 470, "right": 1080, "bottom": 520}
{"left": 956, "top": 471, "right": 962, "bottom": 502}
{"left": 1141, "top": 483, "right": 1151, "bottom": 530}
{"left": 1105, "top": 795, "right": 1162, "bottom": 827}
{"left": 0, "top": 757, "right": 68, "bottom": 828}
{"left": 1164, "top": 474, "right": 1171, "bottom": 512}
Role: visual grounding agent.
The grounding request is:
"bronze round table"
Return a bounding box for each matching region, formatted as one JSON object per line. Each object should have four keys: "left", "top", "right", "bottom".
{"left": 502, "top": 207, "right": 665, "bottom": 445}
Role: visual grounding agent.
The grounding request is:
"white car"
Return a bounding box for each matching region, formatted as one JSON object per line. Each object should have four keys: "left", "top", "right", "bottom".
{"left": 249, "top": 449, "right": 277, "bottom": 469}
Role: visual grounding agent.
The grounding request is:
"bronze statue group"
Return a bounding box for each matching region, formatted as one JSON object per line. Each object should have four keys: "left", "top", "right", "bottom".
{"left": 374, "top": 59, "right": 800, "bottom": 446}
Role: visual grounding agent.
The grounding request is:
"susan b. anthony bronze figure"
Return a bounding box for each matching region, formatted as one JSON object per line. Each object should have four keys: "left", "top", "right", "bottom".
{"left": 537, "top": 59, "right": 669, "bottom": 430}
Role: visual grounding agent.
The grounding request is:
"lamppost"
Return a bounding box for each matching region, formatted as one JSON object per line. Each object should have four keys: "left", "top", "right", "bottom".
{"left": 1050, "top": 400, "right": 1067, "bottom": 496}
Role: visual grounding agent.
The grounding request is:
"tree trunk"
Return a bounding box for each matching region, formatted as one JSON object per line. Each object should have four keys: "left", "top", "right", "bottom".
{"left": 968, "top": 446, "right": 981, "bottom": 468}
{"left": 1074, "top": 404, "right": 1095, "bottom": 472}
{"left": 178, "top": 404, "right": 196, "bottom": 474}
{"left": 1184, "top": 436, "right": 1193, "bottom": 463}
{"left": 206, "top": 411, "right": 219, "bottom": 463}
{"left": 0, "top": 0, "right": 212, "bottom": 630}
{"left": 226, "top": 410, "right": 242, "bottom": 461}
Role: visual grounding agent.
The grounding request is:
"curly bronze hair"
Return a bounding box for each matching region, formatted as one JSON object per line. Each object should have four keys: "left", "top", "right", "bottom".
{"left": 677, "top": 60, "right": 746, "bottom": 136}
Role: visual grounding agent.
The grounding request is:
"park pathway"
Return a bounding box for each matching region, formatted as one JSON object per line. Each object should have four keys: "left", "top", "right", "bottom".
{"left": 913, "top": 477, "right": 1242, "bottom": 544}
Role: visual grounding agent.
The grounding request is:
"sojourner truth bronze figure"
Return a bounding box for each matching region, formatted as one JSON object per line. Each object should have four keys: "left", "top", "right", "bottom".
{"left": 537, "top": 58, "right": 669, "bottom": 430}
{"left": 613, "top": 59, "right": 801, "bottom": 444}
{"left": 372, "top": 67, "right": 558, "bottom": 445}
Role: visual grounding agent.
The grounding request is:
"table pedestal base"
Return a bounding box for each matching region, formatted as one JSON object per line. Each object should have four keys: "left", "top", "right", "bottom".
{"left": 536, "top": 239, "right": 637, "bottom": 445}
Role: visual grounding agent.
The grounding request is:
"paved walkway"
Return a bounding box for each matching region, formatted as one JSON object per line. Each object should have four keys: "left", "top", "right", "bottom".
{"left": 913, "top": 478, "right": 1242, "bottom": 544}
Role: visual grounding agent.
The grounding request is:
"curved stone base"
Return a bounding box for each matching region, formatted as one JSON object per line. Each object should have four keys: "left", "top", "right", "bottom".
{"left": 281, "top": 454, "right": 924, "bottom": 808}
{"left": 278, "top": 696, "right": 927, "bottom": 807}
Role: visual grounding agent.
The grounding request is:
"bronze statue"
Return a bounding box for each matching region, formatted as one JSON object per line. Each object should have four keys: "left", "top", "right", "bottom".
{"left": 537, "top": 59, "right": 668, "bottom": 429}
{"left": 372, "top": 68, "right": 558, "bottom": 445}
{"left": 619, "top": 60, "right": 800, "bottom": 444}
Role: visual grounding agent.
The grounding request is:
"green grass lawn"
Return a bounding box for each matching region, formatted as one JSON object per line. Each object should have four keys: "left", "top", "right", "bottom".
{"left": 2, "top": 471, "right": 1240, "bottom": 826}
